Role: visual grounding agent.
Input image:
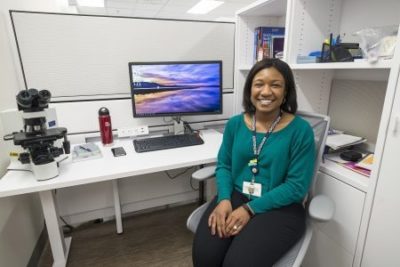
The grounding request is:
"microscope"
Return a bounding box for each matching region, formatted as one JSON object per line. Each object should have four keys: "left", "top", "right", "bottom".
{"left": 4, "top": 89, "right": 70, "bottom": 181}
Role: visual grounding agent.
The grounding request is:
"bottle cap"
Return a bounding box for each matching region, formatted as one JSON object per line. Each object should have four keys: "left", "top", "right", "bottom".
{"left": 98, "top": 107, "right": 110, "bottom": 116}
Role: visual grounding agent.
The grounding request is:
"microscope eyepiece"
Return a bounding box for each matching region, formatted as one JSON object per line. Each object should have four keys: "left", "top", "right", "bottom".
{"left": 16, "top": 88, "right": 51, "bottom": 111}
{"left": 16, "top": 90, "right": 33, "bottom": 108}
{"left": 38, "top": 90, "right": 51, "bottom": 108}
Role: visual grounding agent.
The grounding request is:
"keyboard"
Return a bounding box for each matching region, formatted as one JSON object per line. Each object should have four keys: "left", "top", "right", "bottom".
{"left": 133, "top": 133, "right": 204, "bottom": 153}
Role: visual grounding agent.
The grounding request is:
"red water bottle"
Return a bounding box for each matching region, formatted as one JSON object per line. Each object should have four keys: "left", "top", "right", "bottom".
{"left": 98, "top": 107, "right": 113, "bottom": 145}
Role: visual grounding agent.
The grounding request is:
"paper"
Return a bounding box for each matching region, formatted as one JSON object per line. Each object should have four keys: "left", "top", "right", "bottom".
{"left": 72, "top": 143, "right": 102, "bottom": 162}
{"left": 326, "top": 134, "right": 366, "bottom": 150}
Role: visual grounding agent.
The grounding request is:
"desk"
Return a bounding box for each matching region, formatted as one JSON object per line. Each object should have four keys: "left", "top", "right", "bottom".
{"left": 0, "top": 129, "right": 222, "bottom": 267}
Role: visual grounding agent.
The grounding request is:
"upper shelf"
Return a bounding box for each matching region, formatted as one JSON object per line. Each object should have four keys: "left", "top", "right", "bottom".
{"left": 291, "top": 59, "right": 392, "bottom": 70}
{"left": 236, "top": 0, "right": 287, "bottom": 17}
{"left": 238, "top": 58, "right": 393, "bottom": 72}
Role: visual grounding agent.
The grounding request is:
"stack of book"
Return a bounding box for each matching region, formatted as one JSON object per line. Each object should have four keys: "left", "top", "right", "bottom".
{"left": 254, "top": 27, "right": 285, "bottom": 62}
{"left": 325, "top": 152, "right": 374, "bottom": 177}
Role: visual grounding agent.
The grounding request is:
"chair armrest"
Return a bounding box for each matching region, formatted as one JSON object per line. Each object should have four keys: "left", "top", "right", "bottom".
{"left": 192, "top": 166, "right": 216, "bottom": 181}
{"left": 187, "top": 202, "right": 211, "bottom": 233}
{"left": 308, "top": 195, "right": 335, "bottom": 222}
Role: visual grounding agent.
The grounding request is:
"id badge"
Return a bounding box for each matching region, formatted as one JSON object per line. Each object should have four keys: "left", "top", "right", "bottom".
{"left": 243, "top": 181, "right": 262, "bottom": 197}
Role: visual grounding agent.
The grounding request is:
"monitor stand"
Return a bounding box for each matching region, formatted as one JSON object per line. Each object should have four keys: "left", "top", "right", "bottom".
{"left": 172, "top": 116, "right": 185, "bottom": 135}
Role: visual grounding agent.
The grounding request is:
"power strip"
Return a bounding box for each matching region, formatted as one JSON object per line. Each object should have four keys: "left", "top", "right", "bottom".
{"left": 117, "top": 126, "right": 149, "bottom": 138}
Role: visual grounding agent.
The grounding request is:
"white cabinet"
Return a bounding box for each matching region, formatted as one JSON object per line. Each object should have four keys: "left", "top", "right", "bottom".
{"left": 303, "top": 171, "right": 365, "bottom": 267}
{"left": 234, "top": 0, "right": 400, "bottom": 266}
{"left": 361, "top": 70, "right": 400, "bottom": 267}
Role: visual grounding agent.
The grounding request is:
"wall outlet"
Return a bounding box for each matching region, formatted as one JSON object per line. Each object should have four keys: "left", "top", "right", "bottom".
{"left": 117, "top": 126, "right": 149, "bottom": 138}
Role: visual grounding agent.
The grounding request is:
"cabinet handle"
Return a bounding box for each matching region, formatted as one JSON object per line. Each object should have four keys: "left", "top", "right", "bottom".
{"left": 394, "top": 115, "right": 399, "bottom": 135}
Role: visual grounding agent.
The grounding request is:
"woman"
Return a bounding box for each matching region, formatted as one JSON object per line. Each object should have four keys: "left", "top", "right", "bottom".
{"left": 192, "top": 58, "right": 315, "bottom": 267}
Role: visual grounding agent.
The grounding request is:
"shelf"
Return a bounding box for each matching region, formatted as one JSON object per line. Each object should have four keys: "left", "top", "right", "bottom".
{"left": 238, "top": 65, "right": 252, "bottom": 71}
{"left": 239, "top": 59, "right": 392, "bottom": 72}
{"left": 320, "top": 160, "right": 369, "bottom": 193}
{"left": 291, "top": 59, "right": 392, "bottom": 70}
{"left": 236, "top": 0, "right": 286, "bottom": 17}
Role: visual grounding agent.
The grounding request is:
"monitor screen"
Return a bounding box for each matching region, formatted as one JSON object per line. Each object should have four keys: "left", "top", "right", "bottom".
{"left": 129, "top": 60, "right": 223, "bottom": 117}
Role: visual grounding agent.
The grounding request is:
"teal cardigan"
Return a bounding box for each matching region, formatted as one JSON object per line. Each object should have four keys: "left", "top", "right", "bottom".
{"left": 216, "top": 113, "right": 315, "bottom": 214}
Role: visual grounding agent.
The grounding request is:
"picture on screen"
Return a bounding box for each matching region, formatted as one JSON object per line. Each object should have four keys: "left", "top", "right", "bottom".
{"left": 130, "top": 61, "right": 222, "bottom": 117}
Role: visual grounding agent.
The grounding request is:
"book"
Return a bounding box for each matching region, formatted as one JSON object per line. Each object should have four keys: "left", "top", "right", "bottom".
{"left": 341, "top": 161, "right": 371, "bottom": 177}
{"left": 326, "top": 133, "right": 366, "bottom": 150}
{"left": 254, "top": 27, "right": 285, "bottom": 62}
{"left": 355, "top": 153, "right": 374, "bottom": 171}
{"left": 72, "top": 143, "right": 102, "bottom": 162}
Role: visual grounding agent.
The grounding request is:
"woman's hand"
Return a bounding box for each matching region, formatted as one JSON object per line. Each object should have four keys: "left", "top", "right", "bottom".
{"left": 225, "top": 206, "right": 251, "bottom": 236}
{"left": 208, "top": 200, "right": 232, "bottom": 238}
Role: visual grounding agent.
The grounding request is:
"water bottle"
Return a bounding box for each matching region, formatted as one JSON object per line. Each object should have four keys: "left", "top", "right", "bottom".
{"left": 98, "top": 107, "right": 113, "bottom": 145}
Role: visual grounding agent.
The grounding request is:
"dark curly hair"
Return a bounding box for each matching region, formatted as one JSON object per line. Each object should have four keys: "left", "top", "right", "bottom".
{"left": 242, "top": 58, "right": 297, "bottom": 114}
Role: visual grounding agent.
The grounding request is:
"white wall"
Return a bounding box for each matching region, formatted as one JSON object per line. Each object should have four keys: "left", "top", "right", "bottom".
{"left": 0, "top": 1, "right": 75, "bottom": 266}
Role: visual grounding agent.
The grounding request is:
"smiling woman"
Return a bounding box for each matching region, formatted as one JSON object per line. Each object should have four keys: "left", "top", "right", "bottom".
{"left": 192, "top": 58, "right": 315, "bottom": 267}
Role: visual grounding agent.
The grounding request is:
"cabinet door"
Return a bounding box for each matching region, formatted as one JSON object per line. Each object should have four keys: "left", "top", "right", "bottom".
{"left": 303, "top": 172, "right": 365, "bottom": 267}
{"left": 361, "top": 78, "right": 400, "bottom": 267}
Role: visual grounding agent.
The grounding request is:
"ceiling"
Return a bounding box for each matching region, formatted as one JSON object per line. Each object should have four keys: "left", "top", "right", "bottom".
{"left": 68, "top": 0, "right": 258, "bottom": 22}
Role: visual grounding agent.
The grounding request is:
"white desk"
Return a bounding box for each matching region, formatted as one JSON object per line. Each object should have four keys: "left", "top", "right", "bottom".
{"left": 0, "top": 129, "right": 222, "bottom": 267}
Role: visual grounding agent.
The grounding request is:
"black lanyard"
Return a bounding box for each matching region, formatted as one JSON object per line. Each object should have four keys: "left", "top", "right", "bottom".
{"left": 249, "top": 111, "right": 282, "bottom": 176}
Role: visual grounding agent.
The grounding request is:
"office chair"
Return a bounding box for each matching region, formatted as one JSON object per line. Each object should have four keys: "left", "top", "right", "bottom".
{"left": 187, "top": 111, "right": 335, "bottom": 267}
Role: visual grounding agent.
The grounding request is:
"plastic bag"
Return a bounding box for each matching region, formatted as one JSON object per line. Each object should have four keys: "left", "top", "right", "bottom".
{"left": 353, "top": 25, "right": 398, "bottom": 63}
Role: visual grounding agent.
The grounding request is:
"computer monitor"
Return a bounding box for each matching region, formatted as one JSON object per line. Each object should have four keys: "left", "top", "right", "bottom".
{"left": 129, "top": 61, "right": 223, "bottom": 121}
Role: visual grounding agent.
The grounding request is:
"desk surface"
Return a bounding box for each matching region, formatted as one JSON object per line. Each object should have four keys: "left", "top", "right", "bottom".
{"left": 0, "top": 129, "right": 222, "bottom": 198}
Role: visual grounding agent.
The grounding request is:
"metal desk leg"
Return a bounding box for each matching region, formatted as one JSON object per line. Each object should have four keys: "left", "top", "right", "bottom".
{"left": 198, "top": 164, "right": 206, "bottom": 205}
{"left": 199, "top": 180, "right": 205, "bottom": 205}
{"left": 112, "top": 179, "right": 123, "bottom": 234}
{"left": 39, "top": 190, "right": 71, "bottom": 267}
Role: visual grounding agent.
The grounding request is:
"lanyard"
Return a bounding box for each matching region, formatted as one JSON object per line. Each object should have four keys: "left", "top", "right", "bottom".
{"left": 252, "top": 111, "right": 282, "bottom": 156}
{"left": 250, "top": 111, "right": 282, "bottom": 179}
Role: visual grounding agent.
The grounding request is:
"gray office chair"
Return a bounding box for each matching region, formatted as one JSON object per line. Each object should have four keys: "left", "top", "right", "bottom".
{"left": 187, "top": 111, "right": 334, "bottom": 267}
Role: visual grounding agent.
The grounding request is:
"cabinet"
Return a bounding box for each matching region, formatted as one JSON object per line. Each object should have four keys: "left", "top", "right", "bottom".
{"left": 234, "top": 0, "right": 400, "bottom": 266}
{"left": 303, "top": 172, "right": 365, "bottom": 267}
{"left": 361, "top": 70, "right": 400, "bottom": 266}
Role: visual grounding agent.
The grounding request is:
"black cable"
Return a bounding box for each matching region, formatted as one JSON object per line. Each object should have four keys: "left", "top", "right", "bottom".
{"left": 165, "top": 166, "right": 194, "bottom": 179}
{"left": 190, "top": 177, "right": 199, "bottom": 191}
{"left": 59, "top": 216, "right": 74, "bottom": 232}
{"left": 183, "top": 121, "right": 193, "bottom": 133}
{"left": 57, "top": 155, "right": 69, "bottom": 163}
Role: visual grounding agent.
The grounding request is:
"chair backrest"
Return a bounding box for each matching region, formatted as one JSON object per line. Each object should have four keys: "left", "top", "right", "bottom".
{"left": 296, "top": 111, "right": 330, "bottom": 199}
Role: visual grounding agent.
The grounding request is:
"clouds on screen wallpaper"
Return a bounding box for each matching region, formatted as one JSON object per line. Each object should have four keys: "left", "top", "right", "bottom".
{"left": 131, "top": 63, "right": 221, "bottom": 114}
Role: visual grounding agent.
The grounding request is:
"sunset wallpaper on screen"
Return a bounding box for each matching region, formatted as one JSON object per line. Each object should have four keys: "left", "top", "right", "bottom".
{"left": 131, "top": 62, "right": 222, "bottom": 115}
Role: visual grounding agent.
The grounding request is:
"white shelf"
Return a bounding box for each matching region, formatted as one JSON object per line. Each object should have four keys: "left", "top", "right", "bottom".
{"left": 239, "top": 59, "right": 392, "bottom": 72}
{"left": 238, "top": 65, "right": 252, "bottom": 71}
{"left": 236, "top": 0, "right": 287, "bottom": 17}
{"left": 320, "top": 160, "right": 369, "bottom": 193}
{"left": 291, "top": 59, "right": 392, "bottom": 70}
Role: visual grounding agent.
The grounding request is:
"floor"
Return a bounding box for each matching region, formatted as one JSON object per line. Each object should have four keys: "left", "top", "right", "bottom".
{"left": 38, "top": 203, "right": 196, "bottom": 267}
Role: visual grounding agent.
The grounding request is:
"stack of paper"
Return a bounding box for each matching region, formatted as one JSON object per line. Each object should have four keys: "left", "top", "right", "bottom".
{"left": 326, "top": 133, "right": 366, "bottom": 150}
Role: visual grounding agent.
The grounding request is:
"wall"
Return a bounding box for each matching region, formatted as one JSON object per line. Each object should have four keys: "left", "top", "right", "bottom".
{"left": 0, "top": 1, "right": 75, "bottom": 266}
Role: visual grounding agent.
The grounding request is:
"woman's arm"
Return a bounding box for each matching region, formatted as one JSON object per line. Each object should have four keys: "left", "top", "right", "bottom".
{"left": 215, "top": 117, "right": 236, "bottom": 203}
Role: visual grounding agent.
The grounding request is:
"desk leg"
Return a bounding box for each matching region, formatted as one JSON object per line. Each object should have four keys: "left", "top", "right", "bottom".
{"left": 199, "top": 180, "right": 205, "bottom": 205}
{"left": 39, "top": 190, "right": 71, "bottom": 267}
{"left": 112, "top": 179, "right": 123, "bottom": 234}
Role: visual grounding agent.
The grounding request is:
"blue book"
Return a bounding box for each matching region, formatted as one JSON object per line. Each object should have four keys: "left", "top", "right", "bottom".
{"left": 255, "top": 27, "right": 285, "bottom": 61}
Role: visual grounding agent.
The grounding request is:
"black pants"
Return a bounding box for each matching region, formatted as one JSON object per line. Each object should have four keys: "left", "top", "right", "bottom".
{"left": 192, "top": 190, "right": 306, "bottom": 267}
